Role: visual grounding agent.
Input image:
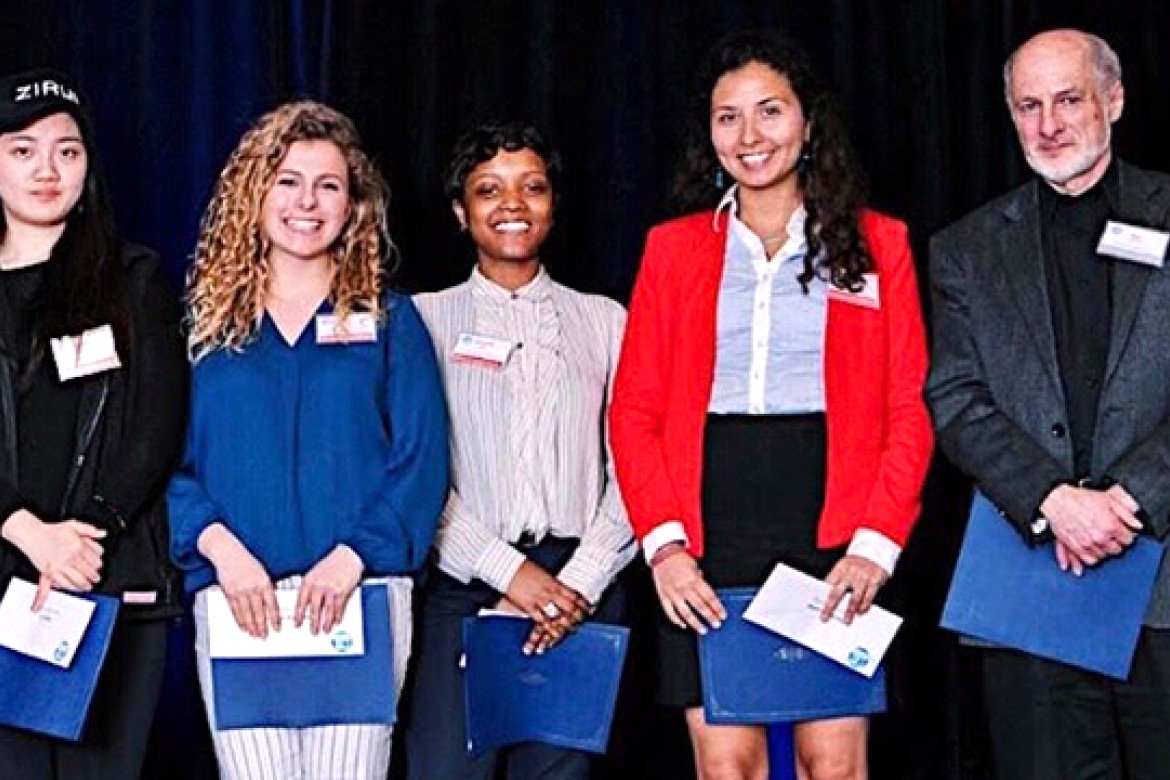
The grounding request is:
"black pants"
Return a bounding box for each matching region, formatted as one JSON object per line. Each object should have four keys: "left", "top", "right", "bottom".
{"left": 401, "top": 537, "right": 626, "bottom": 780}
{"left": 0, "top": 620, "right": 168, "bottom": 780}
{"left": 983, "top": 628, "right": 1170, "bottom": 780}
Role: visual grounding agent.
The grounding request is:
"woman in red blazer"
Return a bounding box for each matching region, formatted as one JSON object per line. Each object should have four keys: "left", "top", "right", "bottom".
{"left": 610, "top": 30, "right": 932, "bottom": 779}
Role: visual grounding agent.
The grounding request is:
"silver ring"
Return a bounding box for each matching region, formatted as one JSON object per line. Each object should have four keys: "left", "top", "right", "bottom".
{"left": 541, "top": 602, "right": 561, "bottom": 620}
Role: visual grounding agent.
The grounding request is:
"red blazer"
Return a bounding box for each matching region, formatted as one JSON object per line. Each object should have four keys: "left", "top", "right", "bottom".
{"left": 610, "top": 209, "right": 933, "bottom": 557}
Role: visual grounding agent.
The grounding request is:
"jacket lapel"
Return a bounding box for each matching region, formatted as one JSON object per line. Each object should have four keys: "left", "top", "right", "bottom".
{"left": 688, "top": 215, "right": 728, "bottom": 410}
{"left": 995, "top": 182, "right": 1064, "bottom": 393}
{"left": 1103, "top": 161, "right": 1169, "bottom": 388}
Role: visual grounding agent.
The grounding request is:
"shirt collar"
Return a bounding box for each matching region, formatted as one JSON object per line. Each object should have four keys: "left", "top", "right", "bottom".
{"left": 713, "top": 184, "right": 739, "bottom": 230}
{"left": 470, "top": 264, "right": 551, "bottom": 305}
{"left": 716, "top": 184, "right": 808, "bottom": 260}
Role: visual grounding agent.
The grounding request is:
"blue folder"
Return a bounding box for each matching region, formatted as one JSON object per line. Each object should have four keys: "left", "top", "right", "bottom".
{"left": 941, "top": 491, "right": 1165, "bottom": 679}
{"left": 0, "top": 585, "right": 120, "bottom": 740}
{"left": 699, "top": 588, "right": 886, "bottom": 725}
{"left": 462, "top": 615, "right": 629, "bottom": 756}
{"left": 212, "top": 583, "right": 395, "bottom": 729}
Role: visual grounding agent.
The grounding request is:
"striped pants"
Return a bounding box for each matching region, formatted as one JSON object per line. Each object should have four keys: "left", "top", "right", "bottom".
{"left": 193, "top": 576, "right": 413, "bottom": 780}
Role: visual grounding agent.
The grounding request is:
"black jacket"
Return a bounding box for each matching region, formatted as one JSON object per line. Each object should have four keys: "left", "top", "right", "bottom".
{"left": 0, "top": 243, "right": 187, "bottom": 621}
{"left": 926, "top": 160, "right": 1170, "bottom": 626}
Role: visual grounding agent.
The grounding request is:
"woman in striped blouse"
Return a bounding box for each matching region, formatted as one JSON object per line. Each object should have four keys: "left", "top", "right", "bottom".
{"left": 404, "top": 121, "right": 636, "bottom": 780}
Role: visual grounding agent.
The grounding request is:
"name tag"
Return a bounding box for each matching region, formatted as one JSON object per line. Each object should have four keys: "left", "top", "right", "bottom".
{"left": 0, "top": 578, "right": 96, "bottom": 669}
{"left": 452, "top": 332, "right": 514, "bottom": 369}
{"left": 315, "top": 313, "right": 378, "bottom": 344}
{"left": 122, "top": 591, "right": 158, "bottom": 605}
{"left": 1097, "top": 220, "right": 1169, "bottom": 267}
{"left": 50, "top": 324, "right": 121, "bottom": 381}
{"left": 827, "top": 273, "right": 880, "bottom": 309}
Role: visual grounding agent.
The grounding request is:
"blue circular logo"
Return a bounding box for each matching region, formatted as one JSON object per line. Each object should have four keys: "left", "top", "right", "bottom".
{"left": 331, "top": 630, "right": 354, "bottom": 654}
{"left": 847, "top": 646, "right": 870, "bottom": 670}
{"left": 53, "top": 640, "right": 70, "bottom": 664}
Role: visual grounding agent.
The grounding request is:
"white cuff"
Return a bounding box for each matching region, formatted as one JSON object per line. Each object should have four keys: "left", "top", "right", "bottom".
{"left": 641, "top": 521, "right": 690, "bottom": 565}
{"left": 846, "top": 528, "right": 901, "bottom": 576}
{"left": 556, "top": 554, "right": 608, "bottom": 608}
{"left": 474, "top": 538, "right": 527, "bottom": 595}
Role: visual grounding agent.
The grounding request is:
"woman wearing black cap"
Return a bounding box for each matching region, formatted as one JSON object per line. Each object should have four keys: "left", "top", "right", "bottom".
{"left": 0, "top": 69, "right": 186, "bottom": 779}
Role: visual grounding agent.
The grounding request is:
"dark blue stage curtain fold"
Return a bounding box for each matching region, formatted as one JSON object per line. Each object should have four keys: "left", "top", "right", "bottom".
{"left": 3, "top": 2, "right": 338, "bottom": 288}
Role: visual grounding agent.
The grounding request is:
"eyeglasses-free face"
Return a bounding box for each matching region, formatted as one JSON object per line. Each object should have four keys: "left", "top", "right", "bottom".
{"left": 0, "top": 111, "right": 87, "bottom": 235}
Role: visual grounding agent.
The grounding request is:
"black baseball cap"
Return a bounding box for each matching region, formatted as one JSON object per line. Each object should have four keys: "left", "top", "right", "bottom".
{"left": 0, "top": 68, "right": 89, "bottom": 135}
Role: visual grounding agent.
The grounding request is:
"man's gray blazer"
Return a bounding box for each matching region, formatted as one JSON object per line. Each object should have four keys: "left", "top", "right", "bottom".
{"left": 927, "top": 159, "right": 1170, "bottom": 625}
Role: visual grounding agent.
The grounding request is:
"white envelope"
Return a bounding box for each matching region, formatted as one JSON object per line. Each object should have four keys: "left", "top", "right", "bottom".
{"left": 742, "top": 562, "right": 902, "bottom": 678}
{"left": 50, "top": 324, "right": 122, "bottom": 381}
{"left": 207, "top": 587, "right": 365, "bottom": 659}
{"left": 0, "top": 578, "right": 96, "bottom": 669}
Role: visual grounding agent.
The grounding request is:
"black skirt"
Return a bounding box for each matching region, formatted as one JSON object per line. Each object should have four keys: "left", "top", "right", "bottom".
{"left": 655, "top": 413, "right": 841, "bottom": 708}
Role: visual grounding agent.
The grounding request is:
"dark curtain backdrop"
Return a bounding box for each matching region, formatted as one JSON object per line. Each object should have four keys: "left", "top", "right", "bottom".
{"left": 4, "top": 2, "right": 1170, "bottom": 779}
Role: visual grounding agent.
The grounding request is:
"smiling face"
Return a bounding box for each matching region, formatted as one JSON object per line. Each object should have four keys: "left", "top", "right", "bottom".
{"left": 709, "top": 60, "right": 809, "bottom": 199}
{"left": 1007, "top": 31, "right": 1123, "bottom": 193}
{"left": 260, "top": 139, "right": 352, "bottom": 266}
{"left": 0, "top": 111, "right": 88, "bottom": 234}
{"left": 454, "top": 147, "right": 553, "bottom": 273}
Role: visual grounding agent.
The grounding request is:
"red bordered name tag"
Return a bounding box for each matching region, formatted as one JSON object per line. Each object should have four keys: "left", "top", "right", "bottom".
{"left": 827, "top": 273, "right": 880, "bottom": 309}
{"left": 452, "top": 332, "right": 514, "bottom": 369}
{"left": 50, "top": 324, "right": 122, "bottom": 381}
{"left": 316, "top": 313, "right": 378, "bottom": 344}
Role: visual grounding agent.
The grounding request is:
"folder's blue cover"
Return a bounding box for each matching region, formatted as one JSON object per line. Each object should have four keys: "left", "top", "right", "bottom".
{"left": 699, "top": 588, "right": 886, "bottom": 725}
{"left": 212, "top": 583, "right": 395, "bottom": 729}
{"left": 941, "top": 491, "right": 1164, "bottom": 679}
{"left": 0, "top": 586, "right": 120, "bottom": 740}
{"left": 462, "top": 616, "right": 629, "bottom": 756}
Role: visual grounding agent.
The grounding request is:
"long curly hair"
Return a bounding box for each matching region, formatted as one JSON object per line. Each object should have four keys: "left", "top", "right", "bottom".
{"left": 185, "top": 100, "right": 392, "bottom": 360}
{"left": 672, "top": 30, "right": 872, "bottom": 291}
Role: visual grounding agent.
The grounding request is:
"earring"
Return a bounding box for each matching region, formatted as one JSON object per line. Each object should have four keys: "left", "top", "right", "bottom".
{"left": 797, "top": 148, "right": 812, "bottom": 175}
{"left": 715, "top": 167, "right": 726, "bottom": 190}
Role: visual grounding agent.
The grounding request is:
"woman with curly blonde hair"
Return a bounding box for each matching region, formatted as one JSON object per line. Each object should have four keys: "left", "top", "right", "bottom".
{"left": 185, "top": 100, "right": 388, "bottom": 358}
{"left": 168, "top": 101, "right": 449, "bottom": 780}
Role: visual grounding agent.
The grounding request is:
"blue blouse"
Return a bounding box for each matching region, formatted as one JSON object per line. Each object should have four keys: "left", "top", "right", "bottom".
{"left": 708, "top": 186, "right": 828, "bottom": 415}
{"left": 168, "top": 293, "right": 449, "bottom": 593}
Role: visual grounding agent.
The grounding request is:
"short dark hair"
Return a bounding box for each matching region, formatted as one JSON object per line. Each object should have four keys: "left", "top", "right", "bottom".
{"left": 442, "top": 121, "right": 562, "bottom": 202}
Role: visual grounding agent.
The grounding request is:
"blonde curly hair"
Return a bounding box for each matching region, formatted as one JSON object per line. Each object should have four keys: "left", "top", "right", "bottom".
{"left": 186, "top": 100, "right": 392, "bottom": 359}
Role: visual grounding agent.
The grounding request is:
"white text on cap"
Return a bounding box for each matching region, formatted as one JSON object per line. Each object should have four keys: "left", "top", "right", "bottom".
{"left": 14, "top": 79, "right": 79, "bottom": 105}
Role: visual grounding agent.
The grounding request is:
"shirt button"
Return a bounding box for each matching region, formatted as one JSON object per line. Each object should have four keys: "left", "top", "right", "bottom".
{"left": 1050, "top": 423, "right": 1066, "bottom": 438}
